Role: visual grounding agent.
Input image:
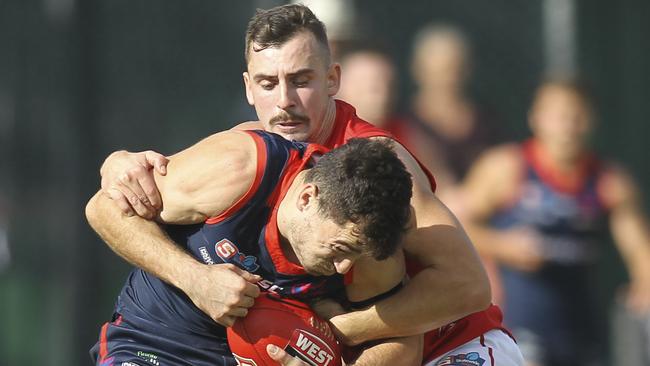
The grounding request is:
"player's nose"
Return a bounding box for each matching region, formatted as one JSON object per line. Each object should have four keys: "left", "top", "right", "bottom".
{"left": 276, "top": 81, "right": 295, "bottom": 110}
{"left": 333, "top": 258, "right": 353, "bottom": 274}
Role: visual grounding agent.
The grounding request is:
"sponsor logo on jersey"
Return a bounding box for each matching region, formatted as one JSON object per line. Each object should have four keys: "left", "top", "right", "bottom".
{"left": 215, "top": 239, "right": 260, "bottom": 272}
{"left": 136, "top": 351, "right": 160, "bottom": 365}
{"left": 120, "top": 362, "right": 140, "bottom": 366}
{"left": 437, "top": 351, "right": 485, "bottom": 366}
{"left": 257, "top": 278, "right": 284, "bottom": 293}
{"left": 285, "top": 329, "right": 336, "bottom": 366}
{"left": 198, "top": 246, "right": 215, "bottom": 265}
{"left": 233, "top": 353, "right": 258, "bottom": 366}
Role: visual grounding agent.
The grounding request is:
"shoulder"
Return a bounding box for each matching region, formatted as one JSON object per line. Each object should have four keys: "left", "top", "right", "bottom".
{"left": 462, "top": 143, "right": 525, "bottom": 207}
{"left": 178, "top": 130, "right": 257, "bottom": 170}
{"left": 157, "top": 130, "right": 259, "bottom": 223}
{"left": 597, "top": 160, "right": 640, "bottom": 209}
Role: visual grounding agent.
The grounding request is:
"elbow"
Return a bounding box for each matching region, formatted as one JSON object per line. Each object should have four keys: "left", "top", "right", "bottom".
{"left": 462, "top": 268, "right": 492, "bottom": 314}
{"left": 85, "top": 192, "right": 103, "bottom": 230}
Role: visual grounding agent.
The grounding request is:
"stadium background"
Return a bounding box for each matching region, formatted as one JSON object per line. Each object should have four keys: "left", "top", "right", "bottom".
{"left": 0, "top": 0, "right": 648, "bottom": 364}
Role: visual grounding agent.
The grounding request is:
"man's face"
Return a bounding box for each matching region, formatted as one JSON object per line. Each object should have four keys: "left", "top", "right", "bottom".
{"left": 338, "top": 52, "right": 395, "bottom": 127}
{"left": 243, "top": 31, "right": 341, "bottom": 142}
{"left": 290, "top": 216, "right": 365, "bottom": 276}
{"left": 286, "top": 185, "right": 366, "bottom": 276}
{"left": 529, "top": 85, "right": 593, "bottom": 159}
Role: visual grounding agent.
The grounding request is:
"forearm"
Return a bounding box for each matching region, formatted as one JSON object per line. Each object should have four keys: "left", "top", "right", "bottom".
{"left": 85, "top": 191, "right": 200, "bottom": 290}
{"left": 332, "top": 252, "right": 489, "bottom": 345}
{"left": 347, "top": 336, "right": 422, "bottom": 366}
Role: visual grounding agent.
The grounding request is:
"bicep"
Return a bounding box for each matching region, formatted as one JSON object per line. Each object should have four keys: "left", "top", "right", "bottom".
{"left": 154, "top": 131, "right": 257, "bottom": 224}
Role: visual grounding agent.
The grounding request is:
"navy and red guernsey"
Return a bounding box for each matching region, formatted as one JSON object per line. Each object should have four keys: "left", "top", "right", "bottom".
{"left": 91, "top": 130, "right": 345, "bottom": 366}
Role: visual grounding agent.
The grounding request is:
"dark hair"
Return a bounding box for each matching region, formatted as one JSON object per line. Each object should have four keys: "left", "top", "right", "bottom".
{"left": 305, "top": 138, "right": 413, "bottom": 260}
{"left": 245, "top": 4, "right": 330, "bottom": 63}
{"left": 535, "top": 77, "right": 595, "bottom": 113}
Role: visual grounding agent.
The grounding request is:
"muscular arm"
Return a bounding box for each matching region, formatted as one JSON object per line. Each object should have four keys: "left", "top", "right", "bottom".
{"left": 345, "top": 251, "right": 422, "bottom": 366}
{"left": 601, "top": 166, "right": 650, "bottom": 314}
{"left": 328, "top": 138, "right": 492, "bottom": 345}
{"left": 86, "top": 131, "right": 262, "bottom": 326}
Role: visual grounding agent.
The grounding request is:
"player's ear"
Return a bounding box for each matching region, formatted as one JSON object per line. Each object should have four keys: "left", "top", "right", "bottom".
{"left": 243, "top": 72, "right": 255, "bottom": 106}
{"left": 297, "top": 183, "right": 319, "bottom": 212}
{"left": 326, "top": 63, "right": 341, "bottom": 97}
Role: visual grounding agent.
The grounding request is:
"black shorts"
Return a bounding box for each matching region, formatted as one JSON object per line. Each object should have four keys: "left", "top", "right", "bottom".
{"left": 89, "top": 312, "right": 236, "bottom": 366}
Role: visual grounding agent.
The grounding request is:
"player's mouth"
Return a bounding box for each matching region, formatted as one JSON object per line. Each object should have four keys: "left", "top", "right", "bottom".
{"left": 274, "top": 120, "right": 307, "bottom": 133}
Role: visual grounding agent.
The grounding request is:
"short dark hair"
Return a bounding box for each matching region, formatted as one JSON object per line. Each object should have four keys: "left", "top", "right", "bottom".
{"left": 305, "top": 138, "right": 413, "bottom": 260}
{"left": 245, "top": 4, "right": 330, "bottom": 63}
{"left": 535, "top": 77, "right": 594, "bottom": 108}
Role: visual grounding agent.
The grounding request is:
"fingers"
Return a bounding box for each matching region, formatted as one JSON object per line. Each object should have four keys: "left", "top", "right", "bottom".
{"left": 118, "top": 172, "right": 157, "bottom": 218}
{"left": 135, "top": 170, "right": 163, "bottom": 210}
{"left": 231, "top": 266, "right": 262, "bottom": 282}
{"left": 267, "top": 345, "right": 309, "bottom": 366}
{"left": 144, "top": 150, "right": 169, "bottom": 175}
{"left": 107, "top": 188, "right": 135, "bottom": 216}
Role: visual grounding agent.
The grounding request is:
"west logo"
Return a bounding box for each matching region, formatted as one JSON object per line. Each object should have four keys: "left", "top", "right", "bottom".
{"left": 286, "top": 329, "right": 336, "bottom": 366}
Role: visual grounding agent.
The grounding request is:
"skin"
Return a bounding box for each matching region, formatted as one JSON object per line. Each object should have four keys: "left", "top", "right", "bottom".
{"left": 98, "top": 29, "right": 490, "bottom": 365}
{"left": 337, "top": 51, "right": 396, "bottom": 128}
{"left": 88, "top": 130, "right": 421, "bottom": 366}
{"left": 460, "top": 83, "right": 650, "bottom": 330}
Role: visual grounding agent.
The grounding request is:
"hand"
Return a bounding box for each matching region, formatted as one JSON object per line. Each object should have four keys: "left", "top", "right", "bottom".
{"left": 625, "top": 279, "right": 650, "bottom": 316}
{"left": 182, "top": 263, "right": 261, "bottom": 327}
{"left": 496, "top": 227, "right": 545, "bottom": 272}
{"left": 266, "top": 344, "right": 310, "bottom": 366}
{"left": 100, "top": 150, "right": 169, "bottom": 219}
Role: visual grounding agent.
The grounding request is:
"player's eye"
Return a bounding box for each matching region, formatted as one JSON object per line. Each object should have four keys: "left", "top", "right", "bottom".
{"left": 259, "top": 81, "right": 275, "bottom": 90}
{"left": 293, "top": 77, "right": 309, "bottom": 87}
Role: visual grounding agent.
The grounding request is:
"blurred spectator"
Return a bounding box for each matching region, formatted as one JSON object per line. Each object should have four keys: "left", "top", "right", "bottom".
{"left": 290, "top": 0, "right": 360, "bottom": 60}
{"left": 336, "top": 47, "right": 404, "bottom": 129}
{"left": 403, "top": 24, "right": 500, "bottom": 199}
{"left": 460, "top": 79, "right": 650, "bottom": 366}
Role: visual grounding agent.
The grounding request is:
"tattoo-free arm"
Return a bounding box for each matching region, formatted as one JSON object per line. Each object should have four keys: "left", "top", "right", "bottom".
{"left": 329, "top": 138, "right": 491, "bottom": 345}
{"left": 86, "top": 131, "right": 262, "bottom": 326}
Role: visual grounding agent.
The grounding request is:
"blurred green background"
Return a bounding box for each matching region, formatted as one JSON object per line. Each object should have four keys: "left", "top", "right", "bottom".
{"left": 1, "top": 0, "right": 648, "bottom": 365}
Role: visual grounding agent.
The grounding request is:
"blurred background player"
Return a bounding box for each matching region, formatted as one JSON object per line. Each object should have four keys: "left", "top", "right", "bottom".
{"left": 336, "top": 47, "right": 406, "bottom": 131}
{"left": 460, "top": 78, "right": 650, "bottom": 366}
{"left": 403, "top": 24, "right": 501, "bottom": 200}
{"left": 290, "top": 0, "right": 360, "bottom": 60}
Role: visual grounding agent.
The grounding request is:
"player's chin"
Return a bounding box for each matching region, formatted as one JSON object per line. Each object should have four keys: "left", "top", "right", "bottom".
{"left": 272, "top": 128, "right": 311, "bottom": 142}
{"left": 305, "top": 265, "right": 336, "bottom": 277}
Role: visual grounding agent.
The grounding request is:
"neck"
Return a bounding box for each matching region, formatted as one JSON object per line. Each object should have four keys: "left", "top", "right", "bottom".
{"left": 534, "top": 140, "right": 583, "bottom": 172}
{"left": 311, "top": 99, "right": 336, "bottom": 145}
{"left": 276, "top": 172, "right": 307, "bottom": 264}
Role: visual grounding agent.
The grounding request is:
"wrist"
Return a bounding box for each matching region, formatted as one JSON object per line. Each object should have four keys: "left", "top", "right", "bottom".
{"left": 330, "top": 309, "right": 374, "bottom": 346}
{"left": 170, "top": 258, "right": 205, "bottom": 294}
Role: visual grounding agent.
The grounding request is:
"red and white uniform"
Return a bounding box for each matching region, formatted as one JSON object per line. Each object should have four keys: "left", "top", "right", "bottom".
{"left": 328, "top": 100, "right": 523, "bottom": 366}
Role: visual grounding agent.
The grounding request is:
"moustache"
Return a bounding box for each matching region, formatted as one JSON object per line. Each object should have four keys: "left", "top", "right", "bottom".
{"left": 270, "top": 111, "right": 310, "bottom": 124}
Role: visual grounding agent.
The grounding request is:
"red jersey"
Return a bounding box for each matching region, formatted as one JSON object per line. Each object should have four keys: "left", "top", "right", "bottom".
{"left": 329, "top": 100, "right": 509, "bottom": 362}
{"left": 325, "top": 100, "right": 437, "bottom": 193}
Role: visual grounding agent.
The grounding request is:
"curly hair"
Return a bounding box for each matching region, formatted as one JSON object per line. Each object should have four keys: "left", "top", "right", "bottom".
{"left": 245, "top": 4, "right": 330, "bottom": 63}
{"left": 305, "top": 138, "right": 413, "bottom": 260}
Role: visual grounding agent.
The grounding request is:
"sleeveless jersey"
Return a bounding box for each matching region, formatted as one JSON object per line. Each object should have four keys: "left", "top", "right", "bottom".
{"left": 489, "top": 139, "right": 609, "bottom": 351}
{"left": 113, "top": 130, "right": 345, "bottom": 352}
{"left": 329, "top": 100, "right": 507, "bottom": 362}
